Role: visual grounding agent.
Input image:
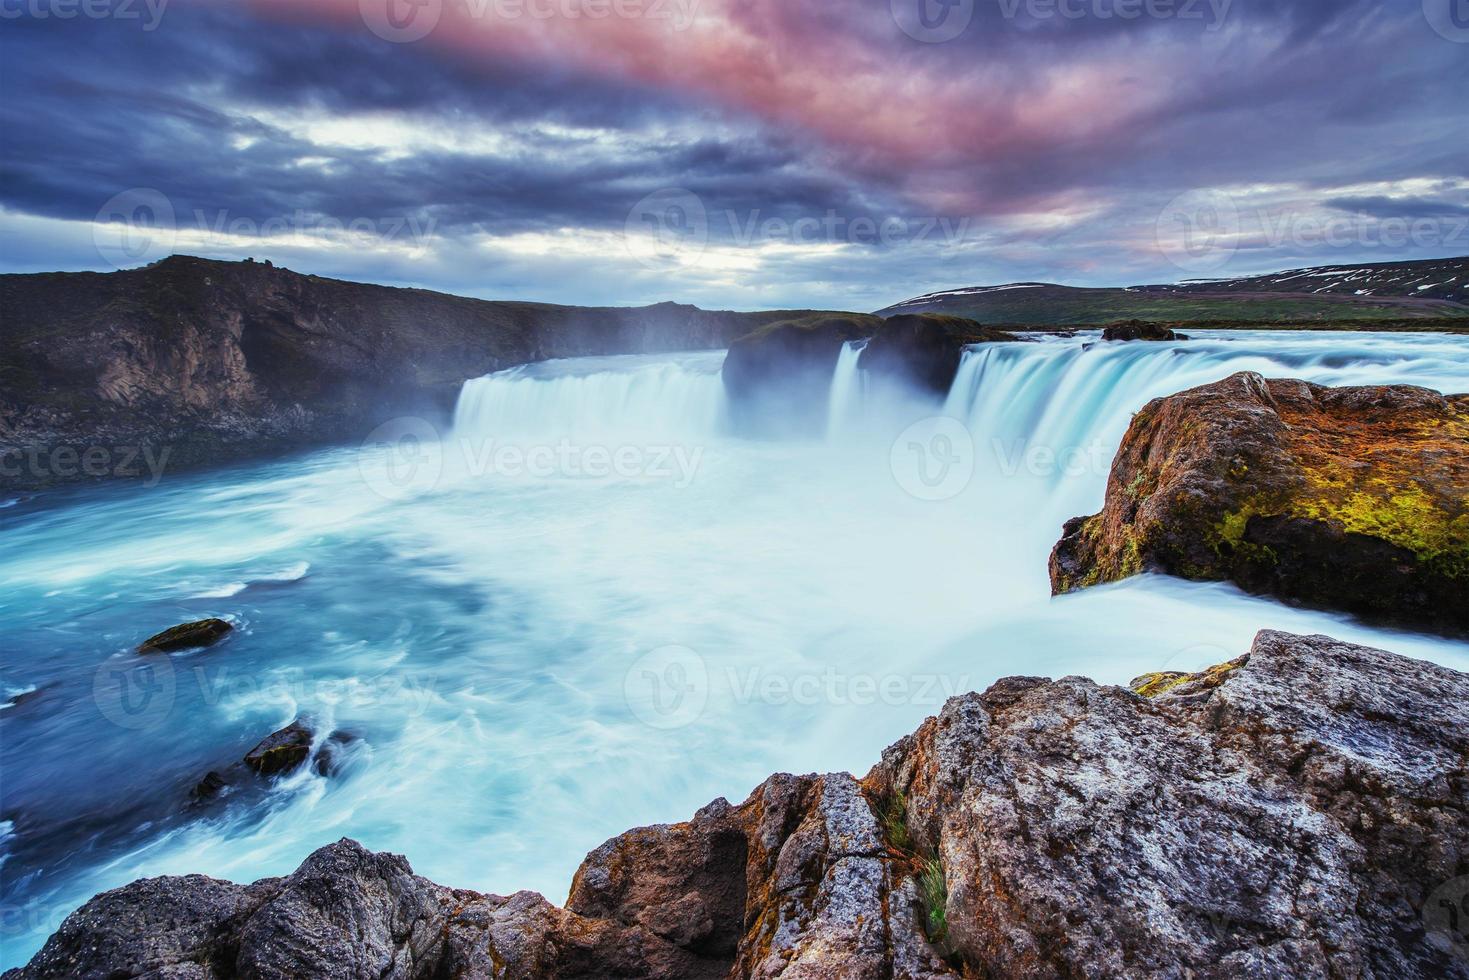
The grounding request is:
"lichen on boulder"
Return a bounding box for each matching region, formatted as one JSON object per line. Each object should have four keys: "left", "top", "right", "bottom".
{"left": 1050, "top": 371, "right": 1469, "bottom": 633}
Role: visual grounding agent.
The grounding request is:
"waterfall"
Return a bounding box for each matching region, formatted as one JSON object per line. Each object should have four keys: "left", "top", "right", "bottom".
{"left": 453, "top": 352, "right": 728, "bottom": 441}
{"left": 449, "top": 331, "right": 1467, "bottom": 461}
{"left": 826, "top": 341, "right": 867, "bottom": 439}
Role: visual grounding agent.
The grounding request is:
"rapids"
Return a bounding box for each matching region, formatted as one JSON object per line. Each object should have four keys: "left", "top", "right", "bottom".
{"left": 1, "top": 329, "right": 1466, "bottom": 966}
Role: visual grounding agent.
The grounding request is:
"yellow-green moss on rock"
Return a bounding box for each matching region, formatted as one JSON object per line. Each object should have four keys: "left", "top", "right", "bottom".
{"left": 1050, "top": 372, "right": 1469, "bottom": 634}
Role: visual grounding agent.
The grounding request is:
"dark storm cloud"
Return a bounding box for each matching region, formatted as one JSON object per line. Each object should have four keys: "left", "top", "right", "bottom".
{"left": 0, "top": 0, "right": 1464, "bottom": 307}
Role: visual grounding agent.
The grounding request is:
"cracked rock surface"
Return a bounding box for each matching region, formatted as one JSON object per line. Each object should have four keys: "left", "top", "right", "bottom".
{"left": 9, "top": 631, "right": 1468, "bottom": 979}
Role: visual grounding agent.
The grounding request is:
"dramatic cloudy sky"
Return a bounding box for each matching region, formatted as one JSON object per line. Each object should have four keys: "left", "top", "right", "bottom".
{"left": 1, "top": 0, "right": 1466, "bottom": 310}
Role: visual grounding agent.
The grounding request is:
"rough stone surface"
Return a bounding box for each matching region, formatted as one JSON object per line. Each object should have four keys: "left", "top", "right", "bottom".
{"left": 11, "top": 631, "right": 1468, "bottom": 979}
{"left": 0, "top": 256, "right": 828, "bottom": 489}
{"left": 1101, "top": 319, "right": 1187, "bottom": 341}
{"left": 241, "top": 721, "right": 315, "bottom": 777}
{"left": 137, "top": 619, "right": 233, "bottom": 653}
{"left": 1049, "top": 371, "right": 1469, "bottom": 633}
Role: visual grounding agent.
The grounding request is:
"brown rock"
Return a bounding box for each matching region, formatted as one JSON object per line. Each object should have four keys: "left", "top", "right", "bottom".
{"left": 1101, "top": 319, "right": 1186, "bottom": 341}
{"left": 12, "top": 631, "right": 1469, "bottom": 979}
{"left": 721, "top": 313, "right": 880, "bottom": 436}
{"left": 860, "top": 314, "right": 1019, "bottom": 396}
{"left": 1049, "top": 371, "right": 1469, "bottom": 633}
{"left": 242, "top": 721, "right": 314, "bottom": 777}
{"left": 137, "top": 618, "right": 233, "bottom": 653}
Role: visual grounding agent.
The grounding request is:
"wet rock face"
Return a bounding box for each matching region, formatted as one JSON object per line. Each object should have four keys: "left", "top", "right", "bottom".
{"left": 137, "top": 618, "right": 233, "bottom": 653}
{"left": 1049, "top": 371, "right": 1469, "bottom": 634}
{"left": 12, "top": 631, "right": 1469, "bottom": 979}
{"left": 242, "top": 721, "right": 314, "bottom": 777}
{"left": 0, "top": 256, "right": 823, "bottom": 490}
{"left": 1101, "top": 319, "right": 1186, "bottom": 341}
{"left": 721, "top": 313, "right": 880, "bottom": 436}
{"left": 858, "top": 314, "right": 1018, "bottom": 396}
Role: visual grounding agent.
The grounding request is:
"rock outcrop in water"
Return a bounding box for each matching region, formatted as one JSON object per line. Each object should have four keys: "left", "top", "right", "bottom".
{"left": 13, "top": 630, "right": 1469, "bottom": 979}
{"left": 720, "top": 313, "right": 880, "bottom": 436}
{"left": 1050, "top": 372, "right": 1469, "bottom": 634}
{"left": 721, "top": 312, "right": 1015, "bottom": 435}
{"left": 857, "top": 314, "right": 1018, "bottom": 396}
{"left": 1100, "top": 319, "right": 1187, "bottom": 342}
{"left": 0, "top": 256, "right": 829, "bottom": 490}
{"left": 137, "top": 619, "right": 234, "bottom": 654}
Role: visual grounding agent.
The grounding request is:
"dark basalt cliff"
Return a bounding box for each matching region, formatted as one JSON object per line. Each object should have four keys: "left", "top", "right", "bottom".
{"left": 1050, "top": 371, "right": 1469, "bottom": 634}
{"left": 0, "top": 256, "right": 831, "bottom": 489}
{"left": 720, "top": 311, "right": 1017, "bottom": 436}
{"left": 10, "top": 631, "right": 1468, "bottom": 979}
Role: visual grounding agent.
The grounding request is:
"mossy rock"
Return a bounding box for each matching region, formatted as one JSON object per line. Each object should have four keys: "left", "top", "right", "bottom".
{"left": 243, "top": 721, "right": 314, "bottom": 777}
{"left": 1051, "top": 372, "right": 1469, "bottom": 635}
{"left": 138, "top": 618, "right": 233, "bottom": 653}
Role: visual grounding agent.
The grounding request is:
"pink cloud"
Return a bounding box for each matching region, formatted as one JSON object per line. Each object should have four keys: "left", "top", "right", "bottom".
{"left": 247, "top": 0, "right": 1181, "bottom": 216}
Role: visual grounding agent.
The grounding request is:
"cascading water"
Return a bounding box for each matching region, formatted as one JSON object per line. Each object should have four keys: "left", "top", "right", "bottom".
{"left": 452, "top": 352, "right": 728, "bottom": 442}
{"left": 825, "top": 341, "right": 866, "bottom": 439}
{"left": 2, "top": 329, "right": 1467, "bottom": 968}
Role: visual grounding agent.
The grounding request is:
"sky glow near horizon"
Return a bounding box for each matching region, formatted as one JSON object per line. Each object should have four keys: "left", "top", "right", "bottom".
{"left": 1, "top": 0, "right": 1466, "bottom": 309}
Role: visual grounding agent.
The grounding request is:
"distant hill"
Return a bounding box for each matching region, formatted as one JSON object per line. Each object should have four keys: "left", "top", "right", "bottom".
{"left": 878, "top": 257, "right": 1469, "bottom": 325}
{"left": 0, "top": 255, "right": 835, "bottom": 488}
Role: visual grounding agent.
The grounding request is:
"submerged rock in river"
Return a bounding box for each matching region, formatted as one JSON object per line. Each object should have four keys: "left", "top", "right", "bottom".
{"left": 1050, "top": 371, "right": 1469, "bottom": 634}
{"left": 11, "top": 630, "right": 1468, "bottom": 979}
{"left": 137, "top": 618, "right": 233, "bottom": 653}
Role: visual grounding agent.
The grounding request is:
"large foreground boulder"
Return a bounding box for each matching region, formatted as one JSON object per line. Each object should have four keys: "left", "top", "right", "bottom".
{"left": 859, "top": 314, "right": 1018, "bottom": 396}
{"left": 11, "top": 630, "right": 1468, "bottom": 979}
{"left": 1050, "top": 371, "right": 1469, "bottom": 634}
